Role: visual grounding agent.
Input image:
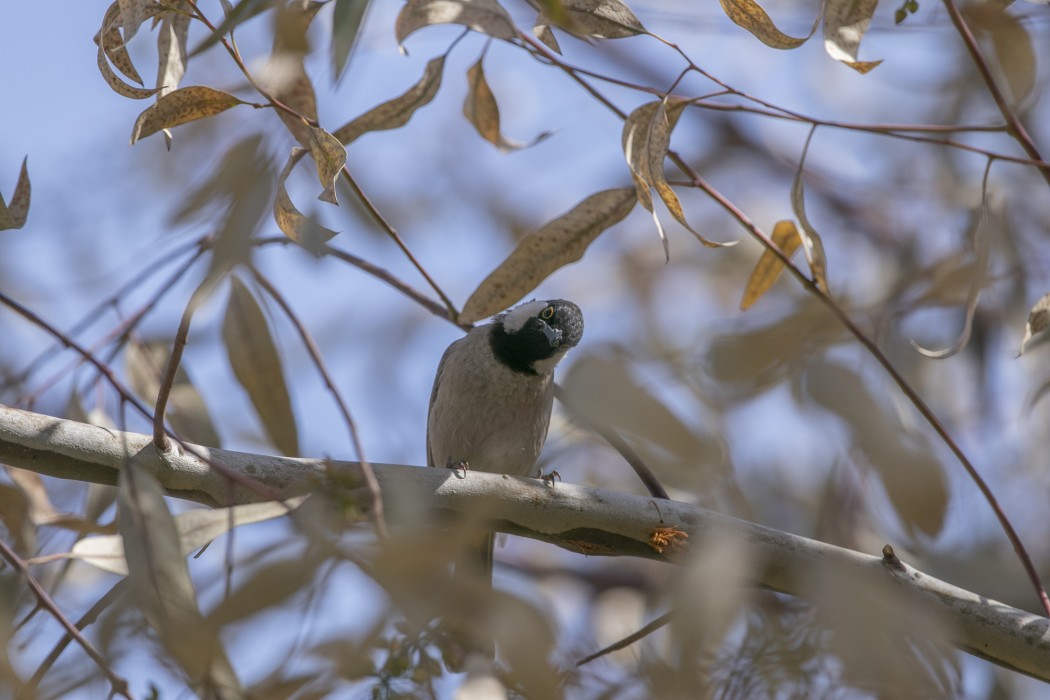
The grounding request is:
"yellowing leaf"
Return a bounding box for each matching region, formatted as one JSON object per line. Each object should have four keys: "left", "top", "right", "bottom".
{"left": 791, "top": 128, "right": 830, "bottom": 294}
{"left": 823, "top": 0, "right": 882, "bottom": 72}
{"left": 274, "top": 148, "right": 339, "bottom": 248}
{"left": 0, "top": 157, "right": 31, "bottom": 231}
{"left": 223, "top": 277, "right": 300, "bottom": 456}
{"left": 333, "top": 55, "right": 446, "bottom": 145}
{"left": 460, "top": 188, "right": 636, "bottom": 323}
{"left": 740, "top": 220, "right": 802, "bottom": 310}
{"left": 307, "top": 126, "right": 346, "bottom": 205}
{"left": 719, "top": 0, "right": 812, "bottom": 49}
{"left": 963, "top": 4, "right": 1036, "bottom": 108}
{"left": 463, "top": 57, "right": 551, "bottom": 152}
{"left": 396, "top": 0, "right": 517, "bottom": 47}
{"left": 130, "top": 86, "right": 244, "bottom": 144}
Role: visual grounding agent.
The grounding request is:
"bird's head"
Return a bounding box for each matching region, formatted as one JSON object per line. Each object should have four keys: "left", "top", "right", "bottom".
{"left": 491, "top": 299, "right": 584, "bottom": 375}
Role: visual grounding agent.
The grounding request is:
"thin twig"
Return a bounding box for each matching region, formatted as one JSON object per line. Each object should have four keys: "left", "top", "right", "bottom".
{"left": 576, "top": 611, "right": 672, "bottom": 666}
{"left": 0, "top": 539, "right": 132, "bottom": 699}
{"left": 248, "top": 267, "right": 389, "bottom": 538}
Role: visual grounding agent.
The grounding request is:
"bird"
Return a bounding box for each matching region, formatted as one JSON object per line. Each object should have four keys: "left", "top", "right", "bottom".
{"left": 426, "top": 298, "right": 584, "bottom": 584}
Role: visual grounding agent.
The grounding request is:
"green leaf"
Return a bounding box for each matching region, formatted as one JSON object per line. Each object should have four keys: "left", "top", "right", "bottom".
{"left": 332, "top": 0, "right": 371, "bottom": 83}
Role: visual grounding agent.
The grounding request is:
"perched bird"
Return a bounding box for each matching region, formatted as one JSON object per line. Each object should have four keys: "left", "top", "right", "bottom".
{"left": 426, "top": 299, "right": 584, "bottom": 582}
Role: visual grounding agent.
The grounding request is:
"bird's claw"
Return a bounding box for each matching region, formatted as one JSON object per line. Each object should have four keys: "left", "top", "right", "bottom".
{"left": 445, "top": 459, "right": 470, "bottom": 479}
{"left": 540, "top": 470, "right": 561, "bottom": 487}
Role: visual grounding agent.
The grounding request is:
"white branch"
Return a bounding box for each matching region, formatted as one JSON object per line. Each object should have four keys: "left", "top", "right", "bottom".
{"left": 0, "top": 403, "right": 1047, "bottom": 680}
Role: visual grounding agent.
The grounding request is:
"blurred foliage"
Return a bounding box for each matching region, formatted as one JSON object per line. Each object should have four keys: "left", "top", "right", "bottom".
{"left": 2, "top": 0, "right": 1050, "bottom": 698}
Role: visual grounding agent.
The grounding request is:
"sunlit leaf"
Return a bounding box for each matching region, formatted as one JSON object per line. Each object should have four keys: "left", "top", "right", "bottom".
{"left": 126, "top": 339, "right": 222, "bottom": 447}
{"left": 823, "top": 0, "right": 882, "bottom": 73}
{"left": 118, "top": 462, "right": 242, "bottom": 693}
{"left": 963, "top": 4, "right": 1036, "bottom": 108}
{"left": 155, "top": 1, "right": 192, "bottom": 147}
{"left": 536, "top": 0, "right": 646, "bottom": 40}
{"left": 790, "top": 128, "right": 830, "bottom": 294}
{"left": 333, "top": 55, "right": 446, "bottom": 145}
{"left": 95, "top": 3, "right": 162, "bottom": 99}
{"left": 332, "top": 0, "right": 371, "bottom": 83}
{"left": 719, "top": 0, "right": 812, "bottom": 49}
{"left": 801, "top": 360, "right": 948, "bottom": 537}
{"left": 274, "top": 147, "right": 339, "bottom": 248}
{"left": 223, "top": 277, "right": 300, "bottom": 456}
{"left": 396, "top": 0, "right": 517, "bottom": 47}
{"left": 741, "top": 220, "right": 802, "bottom": 310}
{"left": 460, "top": 188, "right": 636, "bottom": 323}
{"left": 1019, "top": 292, "right": 1050, "bottom": 356}
{"left": 130, "top": 86, "right": 244, "bottom": 144}
{"left": 0, "top": 157, "right": 31, "bottom": 231}
{"left": 305, "top": 127, "right": 347, "bottom": 205}
{"left": 463, "top": 57, "right": 551, "bottom": 152}
{"left": 117, "top": 0, "right": 154, "bottom": 42}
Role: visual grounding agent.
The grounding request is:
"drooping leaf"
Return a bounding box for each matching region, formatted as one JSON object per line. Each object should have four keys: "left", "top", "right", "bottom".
{"left": 0, "top": 157, "right": 31, "bottom": 231}
{"left": 460, "top": 188, "right": 636, "bottom": 323}
{"left": 962, "top": 4, "right": 1036, "bottom": 108}
{"left": 333, "top": 55, "right": 446, "bottom": 145}
{"left": 269, "top": 0, "right": 323, "bottom": 147}
{"left": 332, "top": 0, "right": 371, "bottom": 83}
{"left": 536, "top": 0, "right": 646, "bottom": 40}
{"left": 823, "top": 0, "right": 882, "bottom": 73}
{"left": 306, "top": 126, "right": 346, "bottom": 205}
{"left": 719, "top": 0, "right": 812, "bottom": 49}
{"left": 155, "top": 1, "right": 192, "bottom": 147}
{"left": 790, "top": 128, "right": 830, "bottom": 294}
{"left": 740, "top": 220, "right": 802, "bottom": 310}
{"left": 463, "top": 57, "right": 551, "bottom": 152}
{"left": 223, "top": 277, "right": 300, "bottom": 456}
{"left": 396, "top": 0, "right": 517, "bottom": 47}
{"left": 117, "top": 0, "right": 154, "bottom": 42}
{"left": 801, "top": 360, "right": 948, "bottom": 537}
{"left": 126, "top": 339, "right": 222, "bottom": 447}
{"left": 274, "top": 148, "right": 339, "bottom": 248}
{"left": 0, "top": 478, "right": 35, "bottom": 554}
{"left": 130, "top": 86, "right": 244, "bottom": 144}
{"left": 118, "top": 461, "right": 242, "bottom": 694}
{"left": 95, "top": 2, "right": 162, "bottom": 99}
{"left": 1019, "top": 292, "right": 1050, "bottom": 356}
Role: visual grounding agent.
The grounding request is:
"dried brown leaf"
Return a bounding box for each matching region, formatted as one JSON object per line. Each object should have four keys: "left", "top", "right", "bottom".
{"left": 537, "top": 0, "right": 646, "bottom": 40}
{"left": 130, "top": 86, "right": 244, "bottom": 144}
{"left": 533, "top": 22, "right": 562, "bottom": 53}
{"left": 274, "top": 148, "right": 339, "bottom": 248}
{"left": 270, "top": 1, "right": 322, "bottom": 147}
{"left": 117, "top": 0, "right": 153, "bottom": 42}
{"left": 156, "top": 1, "right": 191, "bottom": 98}
{"left": 0, "top": 481, "right": 35, "bottom": 555}
{"left": 463, "top": 57, "right": 550, "bottom": 152}
{"left": 307, "top": 126, "right": 346, "bottom": 205}
{"left": 95, "top": 3, "right": 161, "bottom": 99}
{"left": 396, "top": 0, "right": 517, "bottom": 46}
{"left": 223, "top": 277, "right": 300, "bottom": 456}
{"left": 460, "top": 188, "right": 636, "bottom": 323}
{"left": 740, "top": 219, "right": 802, "bottom": 310}
{"left": 333, "top": 55, "right": 446, "bottom": 145}
{"left": 719, "top": 0, "right": 812, "bottom": 49}
{"left": 1019, "top": 292, "right": 1050, "bottom": 356}
{"left": 823, "top": 0, "right": 882, "bottom": 72}
{"left": 118, "top": 462, "right": 242, "bottom": 693}
{"left": 0, "top": 157, "right": 31, "bottom": 231}
{"left": 790, "top": 129, "right": 830, "bottom": 293}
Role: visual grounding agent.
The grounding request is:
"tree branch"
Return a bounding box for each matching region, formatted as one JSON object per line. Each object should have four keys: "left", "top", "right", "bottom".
{"left": 0, "top": 403, "right": 1047, "bottom": 680}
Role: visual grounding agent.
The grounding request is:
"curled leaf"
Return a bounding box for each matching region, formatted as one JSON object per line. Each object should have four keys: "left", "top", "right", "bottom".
{"left": 1019, "top": 292, "right": 1050, "bottom": 356}
{"left": 274, "top": 148, "right": 339, "bottom": 248}
{"left": 790, "top": 128, "right": 830, "bottom": 294}
{"left": 223, "top": 277, "right": 300, "bottom": 456}
{"left": 0, "top": 157, "right": 31, "bottom": 231}
{"left": 537, "top": 0, "right": 646, "bottom": 40}
{"left": 823, "top": 0, "right": 882, "bottom": 72}
{"left": 333, "top": 55, "right": 446, "bottom": 145}
{"left": 95, "top": 2, "right": 161, "bottom": 99}
{"left": 460, "top": 188, "right": 636, "bottom": 323}
{"left": 307, "top": 126, "right": 346, "bottom": 205}
{"left": 156, "top": 1, "right": 191, "bottom": 99}
{"left": 396, "top": 0, "right": 517, "bottom": 46}
{"left": 719, "top": 0, "right": 812, "bottom": 49}
{"left": 130, "top": 86, "right": 244, "bottom": 144}
{"left": 740, "top": 220, "right": 802, "bottom": 310}
{"left": 464, "top": 57, "right": 551, "bottom": 152}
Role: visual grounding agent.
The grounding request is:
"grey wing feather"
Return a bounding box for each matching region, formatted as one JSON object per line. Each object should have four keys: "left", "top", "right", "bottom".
{"left": 426, "top": 340, "right": 457, "bottom": 469}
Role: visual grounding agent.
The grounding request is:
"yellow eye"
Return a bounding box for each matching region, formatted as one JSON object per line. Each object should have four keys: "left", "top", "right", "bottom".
{"left": 541, "top": 306, "right": 555, "bottom": 320}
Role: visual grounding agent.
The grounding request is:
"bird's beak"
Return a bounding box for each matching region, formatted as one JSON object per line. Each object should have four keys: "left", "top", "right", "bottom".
{"left": 542, "top": 323, "right": 563, "bottom": 347}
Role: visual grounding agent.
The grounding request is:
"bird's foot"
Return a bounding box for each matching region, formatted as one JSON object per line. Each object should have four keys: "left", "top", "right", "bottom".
{"left": 445, "top": 458, "right": 470, "bottom": 479}
{"left": 540, "top": 470, "right": 561, "bottom": 487}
